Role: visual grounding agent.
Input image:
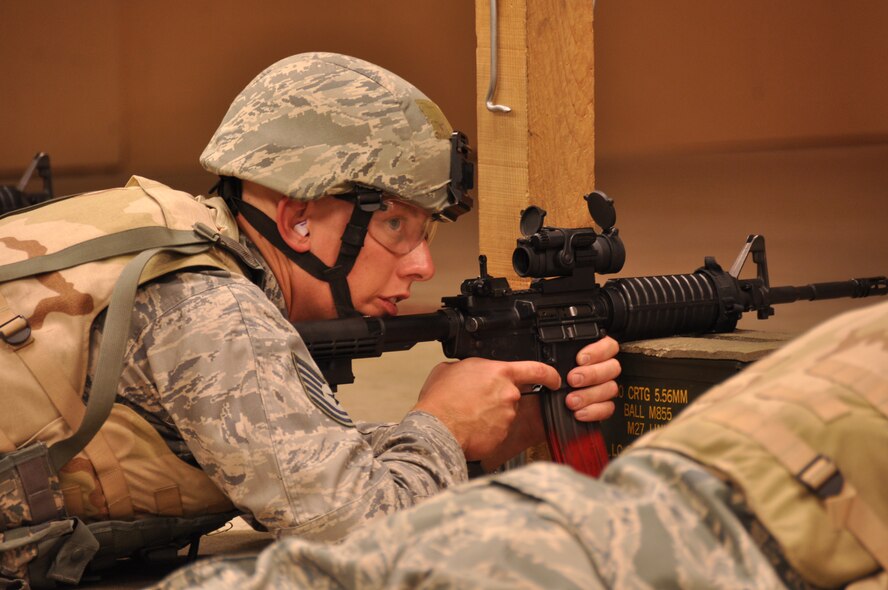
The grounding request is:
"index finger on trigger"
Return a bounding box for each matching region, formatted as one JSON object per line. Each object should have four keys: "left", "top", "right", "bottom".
{"left": 507, "top": 361, "right": 561, "bottom": 391}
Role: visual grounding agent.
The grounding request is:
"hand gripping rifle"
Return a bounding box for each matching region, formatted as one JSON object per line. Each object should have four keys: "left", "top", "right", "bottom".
{"left": 293, "top": 192, "right": 887, "bottom": 477}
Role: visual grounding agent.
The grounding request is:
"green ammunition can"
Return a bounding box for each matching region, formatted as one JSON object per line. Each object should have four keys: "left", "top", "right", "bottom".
{"left": 601, "top": 331, "right": 790, "bottom": 458}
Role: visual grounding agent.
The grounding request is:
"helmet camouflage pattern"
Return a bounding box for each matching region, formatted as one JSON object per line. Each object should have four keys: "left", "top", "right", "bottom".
{"left": 201, "top": 52, "right": 458, "bottom": 214}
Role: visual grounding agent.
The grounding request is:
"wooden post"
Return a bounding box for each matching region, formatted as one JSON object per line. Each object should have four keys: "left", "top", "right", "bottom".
{"left": 475, "top": 0, "right": 596, "bottom": 285}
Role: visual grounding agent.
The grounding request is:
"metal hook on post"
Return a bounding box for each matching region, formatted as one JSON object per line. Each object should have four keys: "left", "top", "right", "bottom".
{"left": 485, "top": 0, "right": 511, "bottom": 113}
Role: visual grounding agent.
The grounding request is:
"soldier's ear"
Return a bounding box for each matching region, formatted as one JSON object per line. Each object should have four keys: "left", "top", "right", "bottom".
{"left": 277, "top": 198, "right": 311, "bottom": 252}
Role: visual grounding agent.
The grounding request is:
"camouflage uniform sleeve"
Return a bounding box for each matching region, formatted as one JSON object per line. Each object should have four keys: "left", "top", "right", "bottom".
{"left": 353, "top": 421, "right": 399, "bottom": 448}
{"left": 136, "top": 272, "right": 467, "bottom": 540}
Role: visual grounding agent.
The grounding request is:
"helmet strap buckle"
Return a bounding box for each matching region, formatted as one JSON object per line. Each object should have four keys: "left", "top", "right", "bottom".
{"left": 339, "top": 187, "right": 386, "bottom": 213}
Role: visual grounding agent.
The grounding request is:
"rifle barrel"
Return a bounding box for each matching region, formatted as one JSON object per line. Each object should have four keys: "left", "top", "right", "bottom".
{"left": 767, "top": 277, "right": 887, "bottom": 305}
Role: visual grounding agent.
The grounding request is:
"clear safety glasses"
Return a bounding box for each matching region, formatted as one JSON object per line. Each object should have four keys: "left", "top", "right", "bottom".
{"left": 367, "top": 198, "right": 437, "bottom": 255}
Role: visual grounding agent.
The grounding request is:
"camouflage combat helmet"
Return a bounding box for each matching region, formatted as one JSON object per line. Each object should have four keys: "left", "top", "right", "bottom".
{"left": 200, "top": 52, "right": 473, "bottom": 318}
{"left": 200, "top": 51, "right": 473, "bottom": 219}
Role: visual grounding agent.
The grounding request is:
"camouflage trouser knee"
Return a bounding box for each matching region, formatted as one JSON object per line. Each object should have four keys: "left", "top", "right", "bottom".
{"left": 155, "top": 473, "right": 602, "bottom": 590}
{"left": 154, "top": 455, "right": 786, "bottom": 590}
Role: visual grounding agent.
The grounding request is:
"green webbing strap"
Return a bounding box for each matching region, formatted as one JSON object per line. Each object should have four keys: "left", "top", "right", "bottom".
{"left": 44, "top": 518, "right": 100, "bottom": 585}
{"left": 46, "top": 238, "right": 213, "bottom": 470}
{"left": 0, "top": 226, "right": 212, "bottom": 284}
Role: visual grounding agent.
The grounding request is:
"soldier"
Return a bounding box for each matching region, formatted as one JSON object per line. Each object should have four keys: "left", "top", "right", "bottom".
{"left": 151, "top": 299, "right": 888, "bottom": 590}
{"left": 0, "top": 52, "right": 619, "bottom": 585}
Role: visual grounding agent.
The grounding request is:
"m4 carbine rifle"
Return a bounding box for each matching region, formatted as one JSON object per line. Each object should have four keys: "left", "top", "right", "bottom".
{"left": 293, "top": 192, "right": 887, "bottom": 477}
{"left": 0, "top": 153, "right": 53, "bottom": 216}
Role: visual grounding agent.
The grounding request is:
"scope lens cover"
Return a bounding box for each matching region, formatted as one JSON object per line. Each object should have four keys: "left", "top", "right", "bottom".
{"left": 519, "top": 206, "right": 547, "bottom": 236}
{"left": 585, "top": 191, "right": 616, "bottom": 230}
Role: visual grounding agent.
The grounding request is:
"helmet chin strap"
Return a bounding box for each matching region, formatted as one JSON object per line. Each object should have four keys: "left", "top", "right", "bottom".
{"left": 212, "top": 177, "right": 375, "bottom": 318}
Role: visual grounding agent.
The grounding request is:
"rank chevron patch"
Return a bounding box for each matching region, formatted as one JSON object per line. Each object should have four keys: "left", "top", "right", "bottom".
{"left": 293, "top": 353, "right": 354, "bottom": 427}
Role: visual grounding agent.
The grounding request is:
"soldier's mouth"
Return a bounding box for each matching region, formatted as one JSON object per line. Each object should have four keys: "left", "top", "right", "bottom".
{"left": 378, "top": 295, "right": 406, "bottom": 316}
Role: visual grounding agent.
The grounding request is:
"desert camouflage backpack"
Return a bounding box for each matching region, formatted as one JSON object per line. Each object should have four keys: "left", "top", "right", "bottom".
{"left": 631, "top": 300, "right": 888, "bottom": 589}
{"left": 0, "top": 176, "right": 259, "bottom": 587}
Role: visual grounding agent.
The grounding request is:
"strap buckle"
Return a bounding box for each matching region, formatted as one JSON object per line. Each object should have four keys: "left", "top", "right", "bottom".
{"left": 192, "top": 222, "right": 221, "bottom": 243}
{"left": 797, "top": 454, "right": 844, "bottom": 499}
{"left": 0, "top": 313, "right": 31, "bottom": 346}
{"left": 192, "top": 222, "right": 263, "bottom": 277}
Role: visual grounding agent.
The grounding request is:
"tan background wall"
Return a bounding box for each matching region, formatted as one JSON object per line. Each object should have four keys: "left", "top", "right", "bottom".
{"left": 2, "top": 0, "right": 886, "bottom": 335}
{"left": 594, "top": 1, "right": 888, "bottom": 334}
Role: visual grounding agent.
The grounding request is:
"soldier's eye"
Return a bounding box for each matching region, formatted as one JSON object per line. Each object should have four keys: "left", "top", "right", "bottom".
{"left": 385, "top": 217, "right": 404, "bottom": 233}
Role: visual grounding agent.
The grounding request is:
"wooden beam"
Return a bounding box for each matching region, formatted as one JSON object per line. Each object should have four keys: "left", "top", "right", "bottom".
{"left": 475, "top": 0, "right": 596, "bottom": 285}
